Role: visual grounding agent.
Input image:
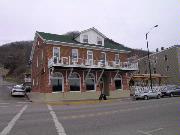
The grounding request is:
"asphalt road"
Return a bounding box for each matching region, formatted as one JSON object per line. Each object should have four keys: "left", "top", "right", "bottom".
{"left": 0, "top": 77, "right": 180, "bottom": 135}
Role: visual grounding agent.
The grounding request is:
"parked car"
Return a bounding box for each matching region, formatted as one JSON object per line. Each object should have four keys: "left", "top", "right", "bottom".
{"left": 133, "top": 90, "right": 161, "bottom": 100}
{"left": 11, "top": 85, "right": 26, "bottom": 96}
{"left": 161, "top": 85, "right": 180, "bottom": 97}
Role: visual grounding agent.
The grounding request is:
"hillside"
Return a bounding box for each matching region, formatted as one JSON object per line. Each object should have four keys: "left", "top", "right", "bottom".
{"left": 0, "top": 40, "right": 148, "bottom": 82}
{"left": 0, "top": 41, "right": 33, "bottom": 82}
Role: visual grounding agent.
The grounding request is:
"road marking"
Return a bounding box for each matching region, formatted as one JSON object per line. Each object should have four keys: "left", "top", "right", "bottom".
{"left": 47, "top": 105, "right": 67, "bottom": 135}
{"left": 148, "top": 128, "right": 163, "bottom": 133}
{"left": 0, "top": 106, "right": 8, "bottom": 108}
{"left": 138, "top": 128, "right": 163, "bottom": 135}
{"left": 0, "top": 103, "right": 9, "bottom": 105}
{"left": 15, "top": 105, "right": 22, "bottom": 107}
{"left": 0, "top": 105, "right": 28, "bottom": 135}
{"left": 17, "top": 102, "right": 29, "bottom": 104}
{"left": 138, "top": 130, "right": 152, "bottom": 135}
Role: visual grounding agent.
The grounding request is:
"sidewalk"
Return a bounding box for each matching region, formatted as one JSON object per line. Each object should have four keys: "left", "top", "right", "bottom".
{"left": 46, "top": 97, "right": 131, "bottom": 106}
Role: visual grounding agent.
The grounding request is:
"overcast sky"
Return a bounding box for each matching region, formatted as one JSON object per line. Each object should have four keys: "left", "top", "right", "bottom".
{"left": 0, "top": 0, "right": 180, "bottom": 51}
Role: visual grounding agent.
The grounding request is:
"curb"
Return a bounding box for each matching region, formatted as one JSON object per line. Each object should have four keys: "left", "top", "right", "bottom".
{"left": 46, "top": 99, "right": 114, "bottom": 106}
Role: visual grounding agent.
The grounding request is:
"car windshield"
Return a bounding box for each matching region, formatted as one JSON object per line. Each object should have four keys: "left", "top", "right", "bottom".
{"left": 14, "top": 85, "right": 23, "bottom": 89}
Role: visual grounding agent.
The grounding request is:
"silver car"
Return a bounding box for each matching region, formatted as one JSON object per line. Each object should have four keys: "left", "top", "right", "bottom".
{"left": 11, "top": 85, "right": 25, "bottom": 96}
{"left": 133, "top": 90, "right": 161, "bottom": 100}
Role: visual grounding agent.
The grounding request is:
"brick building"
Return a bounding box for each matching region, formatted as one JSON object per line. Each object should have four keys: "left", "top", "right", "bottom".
{"left": 30, "top": 28, "right": 138, "bottom": 101}
{"left": 138, "top": 45, "right": 180, "bottom": 86}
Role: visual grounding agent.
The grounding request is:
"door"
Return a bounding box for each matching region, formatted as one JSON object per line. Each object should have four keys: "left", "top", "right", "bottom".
{"left": 51, "top": 72, "right": 64, "bottom": 92}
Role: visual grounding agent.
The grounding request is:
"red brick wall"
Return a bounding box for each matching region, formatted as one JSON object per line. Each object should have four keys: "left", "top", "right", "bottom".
{"left": 31, "top": 36, "right": 130, "bottom": 93}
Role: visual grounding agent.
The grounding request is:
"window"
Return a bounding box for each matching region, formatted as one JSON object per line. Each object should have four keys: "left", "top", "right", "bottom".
{"left": 87, "top": 50, "right": 93, "bottom": 65}
{"left": 53, "top": 47, "right": 60, "bottom": 64}
{"left": 115, "top": 54, "right": 119, "bottom": 64}
{"left": 85, "top": 73, "right": 95, "bottom": 91}
{"left": 32, "top": 79, "right": 34, "bottom": 86}
{"left": 41, "top": 50, "right": 44, "bottom": 61}
{"left": 97, "top": 37, "right": 102, "bottom": 45}
{"left": 51, "top": 72, "right": 63, "bottom": 92}
{"left": 72, "top": 49, "right": 78, "bottom": 62}
{"left": 114, "top": 74, "right": 122, "bottom": 90}
{"left": 145, "top": 70, "right": 147, "bottom": 74}
{"left": 37, "top": 56, "right": 39, "bottom": 67}
{"left": 153, "top": 67, "right": 156, "bottom": 74}
{"left": 36, "top": 78, "right": 38, "bottom": 86}
{"left": 144, "top": 61, "right": 147, "bottom": 65}
{"left": 100, "top": 52, "right": 106, "bottom": 65}
{"left": 83, "top": 35, "right": 88, "bottom": 43}
{"left": 69, "top": 72, "right": 80, "bottom": 91}
{"left": 164, "top": 55, "right": 168, "bottom": 61}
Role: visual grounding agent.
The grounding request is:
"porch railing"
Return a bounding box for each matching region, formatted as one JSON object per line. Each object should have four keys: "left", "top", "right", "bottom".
{"left": 48, "top": 56, "right": 138, "bottom": 70}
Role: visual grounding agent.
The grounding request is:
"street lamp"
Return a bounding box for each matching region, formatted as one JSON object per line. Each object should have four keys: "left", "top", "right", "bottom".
{"left": 146, "top": 25, "right": 158, "bottom": 89}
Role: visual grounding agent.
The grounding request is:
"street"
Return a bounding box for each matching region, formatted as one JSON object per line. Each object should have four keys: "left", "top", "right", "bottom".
{"left": 0, "top": 77, "right": 180, "bottom": 135}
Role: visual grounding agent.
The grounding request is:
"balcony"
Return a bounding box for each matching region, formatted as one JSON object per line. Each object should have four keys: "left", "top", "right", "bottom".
{"left": 48, "top": 56, "right": 138, "bottom": 70}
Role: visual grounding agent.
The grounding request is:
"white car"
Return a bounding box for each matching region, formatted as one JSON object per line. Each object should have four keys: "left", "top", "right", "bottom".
{"left": 133, "top": 90, "right": 161, "bottom": 100}
{"left": 11, "top": 85, "right": 26, "bottom": 96}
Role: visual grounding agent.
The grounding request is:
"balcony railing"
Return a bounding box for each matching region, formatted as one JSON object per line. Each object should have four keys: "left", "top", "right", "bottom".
{"left": 48, "top": 56, "right": 138, "bottom": 70}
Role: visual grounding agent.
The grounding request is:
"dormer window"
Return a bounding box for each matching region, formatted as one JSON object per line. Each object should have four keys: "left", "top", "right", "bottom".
{"left": 83, "top": 35, "right": 88, "bottom": 43}
{"left": 97, "top": 37, "right": 102, "bottom": 45}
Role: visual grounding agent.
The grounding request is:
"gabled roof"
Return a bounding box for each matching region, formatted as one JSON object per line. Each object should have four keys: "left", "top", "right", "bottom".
{"left": 36, "top": 31, "right": 131, "bottom": 52}
{"left": 76, "top": 27, "right": 107, "bottom": 38}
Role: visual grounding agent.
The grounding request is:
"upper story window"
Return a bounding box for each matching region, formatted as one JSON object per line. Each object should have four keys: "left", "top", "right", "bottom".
{"left": 87, "top": 50, "right": 93, "bottom": 65}
{"left": 37, "top": 56, "right": 39, "bottom": 67}
{"left": 41, "top": 50, "right": 44, "bottom": 62}
{"left": 72, "top": 49, "right": 78, "bottom": 62}
{"left": 83, "top": 35, "right": 88, "bottom": 43}
{"left": 53, "top": 47, "right": 60, "bottom": 63}
{"left": 115, "top": 54, "right": 120, "bottom": 64}
{"left": 164, "top": 55, "right": 168, "bottom": 61}
{"left": 87, "top": 50, "right": 93, "bottom": 60}
{"left": 97, "top": 37, "right": 102, "bottom": 45}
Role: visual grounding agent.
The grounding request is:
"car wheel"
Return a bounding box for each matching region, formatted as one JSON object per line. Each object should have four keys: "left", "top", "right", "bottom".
{"left": 157, "top": 94, "right": 161, "bottom": 99}
{"left": 144, "top": 95, "right": 148, "bottom": 100}
{"left": 169, "top": 93, "right": 173, "bottom": 97}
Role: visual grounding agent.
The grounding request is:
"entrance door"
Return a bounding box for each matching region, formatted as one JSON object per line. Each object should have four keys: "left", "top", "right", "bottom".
{"left": 51, "top": 72, "right": 64, "bottom": 92}
{"left": 69, "top": 72, "right": 80, "bottom": 91}
{"left": 85, "top": 73, "right": 95, "bottom": 90}
{"left": 114, "top": 74, "right": 122, "bottom": 90}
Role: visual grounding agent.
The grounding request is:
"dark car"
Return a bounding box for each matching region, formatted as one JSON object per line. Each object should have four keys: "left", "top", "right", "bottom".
{"left": 161, "top": 85, "right": 180, "bottom": 97}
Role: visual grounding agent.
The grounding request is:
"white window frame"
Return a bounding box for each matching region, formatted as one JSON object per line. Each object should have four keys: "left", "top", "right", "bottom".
{"left": 83, "top": 35, "right": 88, "bottom": 43}
{"left": 36, "top": 78, "right": 38, "bottom": 86}
{"left": 115, "top": 54, "right": 120, "bottom": 64}
{"left": 87, "top": 50, "right": 93, "bottom": 65}
{"left": 37, "top": 56, "right": 39, "bottom": 67}
{"left": 32, "top": 79, "right": 34, "bottom": 86}
{"left": 97, "top": 37, "right": 102, "bottom": 45}
{"left": 101, "top": 52, "right": 106, "bottom": 63}
{"left": 53, "top": 47, "right": 60, "bottom": 63}
{"left": 72, "top": 49, "right": 78, "bottom": 63}
{"left": 41, "top": 50, "right": 44, "bottom": 61}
